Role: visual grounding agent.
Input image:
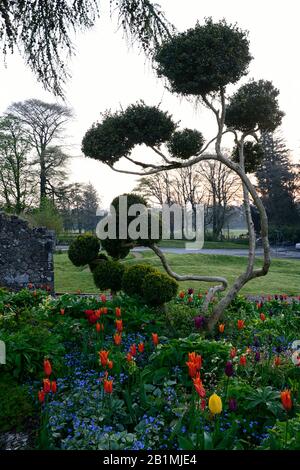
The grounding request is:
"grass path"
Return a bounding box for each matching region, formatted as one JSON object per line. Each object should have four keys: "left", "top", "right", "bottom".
{"left": 54, "top": 252, "right": 300, "bottom": 296}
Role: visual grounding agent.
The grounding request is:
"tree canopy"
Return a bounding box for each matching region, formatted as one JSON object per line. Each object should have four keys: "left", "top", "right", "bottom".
{"left": 154, "top": 18, "right": 252, "bottom": 95}
{"left": 225, "top": 80, "right": 284, "bottom": 132}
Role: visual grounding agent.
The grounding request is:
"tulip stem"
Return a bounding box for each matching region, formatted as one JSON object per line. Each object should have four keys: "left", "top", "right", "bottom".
{"left": 285, "top": 418, "right": 289, "bottom": 449}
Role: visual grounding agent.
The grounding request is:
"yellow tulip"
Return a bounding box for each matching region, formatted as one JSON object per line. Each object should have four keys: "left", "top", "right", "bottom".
{"left": 208, "top": 393, "right": 222, "bottom": 415}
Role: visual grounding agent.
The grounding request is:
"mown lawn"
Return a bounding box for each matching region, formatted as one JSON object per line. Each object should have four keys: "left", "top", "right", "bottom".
{"left": 54, "top": 251, "right": 300, "bottom": 295}
{"left": 158, "top": 239, "right": 248, "bottom": 249}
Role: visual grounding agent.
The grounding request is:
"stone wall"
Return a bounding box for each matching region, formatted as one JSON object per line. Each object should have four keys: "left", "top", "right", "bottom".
{"left": 0, "top": 212, "right": 55, "bottom": 292}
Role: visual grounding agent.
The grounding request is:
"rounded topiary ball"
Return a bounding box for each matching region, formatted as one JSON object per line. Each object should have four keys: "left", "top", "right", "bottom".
{"left": 68, "top": 233, "right": 100, "bottom": 267}
{"left": 101, "top": 238, "right": 131, "bottom": 260}
{"left": 141, "top": 271, "right": 178, "bottom": 306}
{"left": 122, "top": 264, "right": 156, "bottom": 297}
{"left": 167, "top": 129, "right": 204, "bottom": 159}
{"left": 155, "top": 18, "right": 252, "bottom": 95}
{"left": 92, "top": 259, "right": 125, "bottom": 293}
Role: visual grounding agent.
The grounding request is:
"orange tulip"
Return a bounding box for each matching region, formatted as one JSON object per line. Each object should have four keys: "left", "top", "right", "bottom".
{"left": 116, "top": 320, "right": 123, "bottom": 332}
{"left": 179, "top": 291, "right": 185, "bottom": 299}
{"left": 115, "top": 307, "right": 121, "bottom": 317}
{"left": 218, "top": 324, "right": 225, "bottom": 333}
{"left": 107, "top": 360, "right": 113, "bottom": 370}
{"left": 188, "top": 352, "right": 202, "bottom": 371}
{"left": 230, "top": 348, "right": 237, "bottom": 359}
{"left": 193, "top": 373, "right": 206, "bottom": 398}
{"left": 126, "top": 352, "right": 133, "bottom": 363}
{"left": 102, "top": 307, "right": 108, "bottom": 314}
{"left": 38, "top": 389, "right": 45, "bottom": 403}
{"left": 274, "top": 356, "right": 281, "bottom": 367}
{"left": 186, "top": 361, "right": 198, "bottom": 378}
{"left": 129, "top": 344, "right": 137, "bottom": 356}
{"left": 152, "top": 333, "right": 159, "bottom": 346}
{"left": 281, "top": 389, "right": 292, "bottom": 412}
{"left": 43, "top": 378, "right": 51, "bottom": 393}
{"left": 113, "top": 333, "right": 122, "bottom": 345}
{"left": 237, "top": 320, "right": 245, "bottom": 330}
{"left": 239, "top": 355, "right": 247, "bottom": 366}
{"left": 138, "top": 342, "right": 144, "bottom": 353}
{"left": 260, "top": 313, "right": 266, "bottom": 321}
{"left": 95, "top": 309, "right": 101, "bottom": 319}
{"left": 96, "top": 322, "right": 101, "bottom": 333}
{"left": 99, "top": 350, "right": 109, "bottom": 367}
{"left": 43, "top": 359, "right": 52, "bottom": 377}
{"left": 51, "top": 381, "right": 57, "bottom": 393}
{"left": 103, "top": 379, "right": 113, "bottom": 394}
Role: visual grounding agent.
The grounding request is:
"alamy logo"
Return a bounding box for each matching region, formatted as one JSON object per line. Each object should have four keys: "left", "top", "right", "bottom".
{"left": 0, "top": 340, "right": 6, "bottom": 364}
{"left": 96, "top": 196, "right": 204, "bottom": 249}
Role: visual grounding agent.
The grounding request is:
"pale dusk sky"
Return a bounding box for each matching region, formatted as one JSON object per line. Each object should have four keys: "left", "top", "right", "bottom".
{"left": 0, "top": 0, "right": 299, "bottom": 207}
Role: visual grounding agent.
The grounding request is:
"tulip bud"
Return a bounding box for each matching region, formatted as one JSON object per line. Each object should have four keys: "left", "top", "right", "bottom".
{"left": 225, "top": 361, "right": 234, "bottom": 377}
{"left": 208, "top": 393, "right": 222, "bottom": 415}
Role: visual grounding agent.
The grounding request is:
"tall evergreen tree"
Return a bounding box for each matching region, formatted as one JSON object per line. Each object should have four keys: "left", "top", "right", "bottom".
{"left": 255, "top": 134, "right": 299, "bottom": 226}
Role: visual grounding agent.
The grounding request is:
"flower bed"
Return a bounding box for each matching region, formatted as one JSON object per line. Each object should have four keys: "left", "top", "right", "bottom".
{"left": 0, "top": 288, "right": 300, "bottom": 450}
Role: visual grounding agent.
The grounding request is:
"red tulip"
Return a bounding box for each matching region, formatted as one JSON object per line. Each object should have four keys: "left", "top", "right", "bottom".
{"left": 186, "top": 361, "right": 198, "bottom": 378}
{"left": 43, "top": 359, "right": 52, "bottom": 377}
{"left": 218, "top": 324, "right": 225, "bottom": 333}
{"left": 107, "top": 360, "right": 113, "bottom": 370}
{"left": 152, "top": 333, "right": 159, "bottom": 346}
{"left": 43, "top": 378, "right": 51, "bottom": 393}
{"left": 281, "top": 389, "right": 292, "bottom": 412}
{"left": 60, "top": 308, "right": 65, "bottom": 315}
{"left": 114, "top": 333, "right": 122, "bottom": 345}
{"left": 138, "top": 342, "right": 144, "bottom": 353}
{"left": 230, "top": 348, "right": 237, "bottom": 359}
{"left": 95, "top": 309, "right": 101, "bottom": 319}
{"left": 99, "top": 350, "right": 109, "bottom": 367}
{"left": 100, "top": 294, "right": 107, "bottom": 303}
{"left": 188, "top": 352, "right": 202, "bottom": 371}
{"left": 116, "top": 319, "right": 123, "bottom": 332}
{"left": 103, "top": 379, "right": 113, "bottom": 394}
{"left": 129, "top": 344, "right": 137, "bottom": 356}
{"left": 38, "top": 390, "right": 45, "bottom": 403}
{"left": 239, "top": 355, "right": 247, "bottom": 366}
{"left": 179, "top": 291, "right": 185, "bottom": 299}
{"left": 51, "top": 381, "right": 57, "bottom": 393}
{"left": 260, "top": 313, "right": 266, "bottom": 321}
{"left": 237, "top": 320, "right": 245, "bottom": 330}
{"left": 96, "top": 322, "right": 101, "bottom": 333}
{"left": 193, "top": 373, "right": 206, "bottom": 398}
{"left": 274, "top": 356, "right": 281, "bottom": 367}
{"left": 115, "top": 307, "right": 121, "bottom": 317}
{"left": 126, "top": 352, "right": 133, "bottom": 363}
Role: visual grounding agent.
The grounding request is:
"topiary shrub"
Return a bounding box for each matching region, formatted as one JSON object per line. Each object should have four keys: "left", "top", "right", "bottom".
{"left": 167, "top": 128, "right": 204, "bottom": 159}
{"left": 68, "top": 233, "right": 100, "bottom": 266}
{"left": 92, "top": 259, "right": 125, "bottom": 293}
{"left": 122, "top": 264, "right": 156, "bottom": 297}
{"left": 142, "top": 271, "right": 178, "bottom": 306}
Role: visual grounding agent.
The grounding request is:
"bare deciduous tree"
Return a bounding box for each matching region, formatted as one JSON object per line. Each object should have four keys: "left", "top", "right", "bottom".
{"left": 0, "top": 115, "right": 37, "bottom": 213}
{"left": 7, "top": 99, "right": 72, "bottom": 204}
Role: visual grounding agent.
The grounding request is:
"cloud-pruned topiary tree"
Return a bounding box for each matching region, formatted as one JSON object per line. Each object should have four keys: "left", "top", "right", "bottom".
{"left": 81, "top": 18, "right": 284, "bottom": 331}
